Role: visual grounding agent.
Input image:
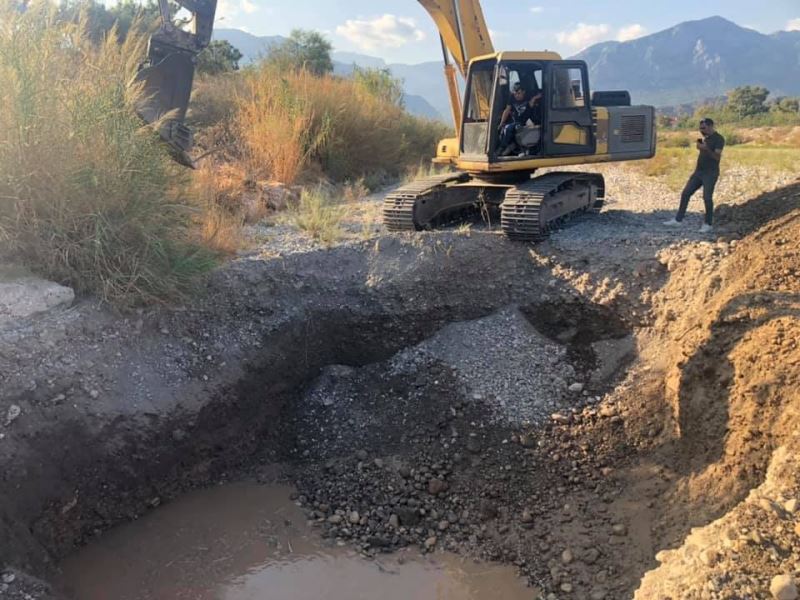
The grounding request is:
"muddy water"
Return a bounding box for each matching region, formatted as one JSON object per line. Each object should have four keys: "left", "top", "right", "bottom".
{"left": 59, "top": 483, "right": 534, "bottom": 600}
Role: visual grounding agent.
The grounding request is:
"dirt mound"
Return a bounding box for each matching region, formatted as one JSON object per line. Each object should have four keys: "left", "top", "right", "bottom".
{"left": 631, "top": 201, "right": 800, "bottom": 597}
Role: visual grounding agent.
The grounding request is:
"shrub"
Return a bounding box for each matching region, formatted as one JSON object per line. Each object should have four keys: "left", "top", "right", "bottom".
{"left": 236, "top": 64, "right": 449, "bottom": 185}
{"left": 0, "top": 3, "right": 215, "bottom": 306}
{"left": 288, "top": 188, "right": 346, "bottom": 245}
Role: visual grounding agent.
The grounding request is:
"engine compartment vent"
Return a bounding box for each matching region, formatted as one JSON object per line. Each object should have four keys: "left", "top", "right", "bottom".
{"left": 621, "top": 115, "right": 646, "bottom": 143}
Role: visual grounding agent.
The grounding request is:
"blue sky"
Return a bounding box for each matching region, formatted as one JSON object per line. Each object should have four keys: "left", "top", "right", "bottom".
{"left": 202, "top": 1, "right": 798, "bottom": 63}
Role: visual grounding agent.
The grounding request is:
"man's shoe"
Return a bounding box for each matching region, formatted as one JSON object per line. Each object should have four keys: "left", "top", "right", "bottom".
{"left": 663, "top": 218, "right": 681, "bottom": 226}
{"left": 699, "top": 223, "right": 713, "bottom": 233}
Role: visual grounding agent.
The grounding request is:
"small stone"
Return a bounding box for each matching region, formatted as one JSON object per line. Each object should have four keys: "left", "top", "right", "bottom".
{"left": 599, "top": 405, "right": 617, "bottom": 418}
{"left": 699, "top": 549, "right": 718, "bottom": 567}
{"left": 519, "top": 433, "right": 536, "bottom": 448}
{"left": 551, "top": 413, "right": 570, "bottom": 424}
{"left": 428, "top": 478, "right": 448, "bottom": 496}
{"left": 466, "top": 436, "right": 482, "bottom": 454}
{"left": 2, "top": 572, "right": 15, "bottom": 584}
{"left": 89, "top": 389, "right": 99, "bottom": 399}
{"left": 583, "top": 548, "right": 600, "bottom": 564}
{"left": 373, "top": 458, "right": 384, "bottom": 468}
{"left": 355, "top": 450, "right": 368, "bottom": 461}
{"left": 425, "top": 536, "right": 437, "bottom": 549}
{"left": 770, "top": 574, "right": 798, "bottom": 600}
{"left": 396, "top": 507, "right": 420, "bottom": 526}
{"left": 327, "top": 515, "right": 343, "bottom": 524}
{"left": 398, "top": 465, "right": 411, "bottom": 478}
{"left": 172, "top": 429, "right": 187, "bottom": 442}
{"left": 569, "top": 382, "right": 584, "bottom": 393}
{"left": 612, "top": 523, "right": 627, "bottom": 536}
{"left": 560, "top": 582, "right": 574, "bottom": 593}
{"left": 438, "top": 520, "right": 449, "bottom": 531}
{"left": 590, "top": 590, "right": 607, "bottom": 600}
{"left": 784, "top": 499, "right": 798, "bottom": 514}
{"left": 561, "top": 549, "right": 574, "bottom": 564}
{"left": 4, "top": 405, "right": 21, "bottom": 427}
{"left": 349, "top": 511, "right": 360, "bottom": 525}
{"left": 389, "top": 514, "right": 399, "bottom": 528}
{"left": 520, "top": 509, "right": 533, "bottom": 524}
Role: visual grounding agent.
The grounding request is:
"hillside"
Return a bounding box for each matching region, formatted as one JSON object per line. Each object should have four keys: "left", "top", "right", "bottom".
{"left": 574, "top": 16, "right": 800, "bottom": 106}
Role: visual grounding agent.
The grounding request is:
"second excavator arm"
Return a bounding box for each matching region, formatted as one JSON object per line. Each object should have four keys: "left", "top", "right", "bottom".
{"left": 132, "top": 0, "right": 217, "bottom": 166}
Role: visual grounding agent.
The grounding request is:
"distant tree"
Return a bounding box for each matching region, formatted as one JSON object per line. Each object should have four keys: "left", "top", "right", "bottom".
{"left": 726, "top": 86, "right": 769, "bottom": 118}
{"left": 353, "top": 67, "right": 404, "bottom": 107}
{"left": 197, "top": 40, "right": 243, "bottom": 75}
{"left": 771, "top": 97, "right": 800, "bottom": 114}
{"left": 59, "top": 0, "right": 160, "bottom": 43}
{"left": 266, "top": 29, "right": 333, "bottom": 76}
{"left": 656, "top": 114, "right": 674, "bottom": 129}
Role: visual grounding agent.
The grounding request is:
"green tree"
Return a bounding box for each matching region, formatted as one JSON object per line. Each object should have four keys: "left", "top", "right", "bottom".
{"left": 771, "top": 97, "right": 800, "bottom": 114}
{"left": 197, "top": 40, "right": 243, "bottom": 75}
{"left": 59, "top": 0, "right": 160, "bottom": 42}
{"left": 727, "top": 86, "right": 769, "bottom": 118}
{"left": 266, "top": 29, "right": 333, "bottom": 76}
{"left": 353, "top": 67, "right": 404, "bottom": 107}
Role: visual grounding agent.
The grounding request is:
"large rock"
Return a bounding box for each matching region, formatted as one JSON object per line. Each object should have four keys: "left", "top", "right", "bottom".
{"left": 0, "top": 267, "right": 74, "bottom": 330}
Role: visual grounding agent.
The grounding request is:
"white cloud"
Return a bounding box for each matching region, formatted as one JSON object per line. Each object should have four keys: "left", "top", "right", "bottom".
{"left": 530, "top": 6, "right": 544, "bottom": 13}
{"left": 617, "top": 24, "right": 646, "bottom": 42}
{"left": 216, "top": 0, "right": 260, "bottom": 23}
{"left": 556, "top": 23, "right": 610, "bottom": 49}
{"left": 336, "top": 14, "right": 426, "bottom": 50}
{"left": 787, "top": 18, "right": 800, "bottom": 31}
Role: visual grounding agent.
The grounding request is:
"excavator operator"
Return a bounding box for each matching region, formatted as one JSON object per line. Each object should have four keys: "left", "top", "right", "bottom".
{"left": 497, "top": 81, "right": 542, "bottom": 157}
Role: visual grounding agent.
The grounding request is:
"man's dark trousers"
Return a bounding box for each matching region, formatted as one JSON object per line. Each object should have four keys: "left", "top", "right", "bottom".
{"left": 676, "top": 171, "right": 718, "bottom": 226}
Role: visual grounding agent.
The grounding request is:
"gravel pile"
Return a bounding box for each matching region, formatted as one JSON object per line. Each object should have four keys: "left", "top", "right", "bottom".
{"left": 388, "top": 308, "right": 576, "bottom": 425}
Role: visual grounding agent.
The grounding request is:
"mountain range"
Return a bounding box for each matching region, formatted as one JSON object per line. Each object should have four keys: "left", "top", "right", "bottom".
{"left": 215, "top": 17, "right": 800, "bottom": 119}
{"left": 574, "top": 16, "right": 800, "bottom": 107}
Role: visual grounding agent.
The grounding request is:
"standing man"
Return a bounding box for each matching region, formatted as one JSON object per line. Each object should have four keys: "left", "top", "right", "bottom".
{"left": 664, "top": 118, "right": 725, "bottom": 233}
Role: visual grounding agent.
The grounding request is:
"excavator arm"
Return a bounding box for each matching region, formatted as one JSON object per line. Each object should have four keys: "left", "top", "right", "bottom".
{"left": 132, "top": 0, "right": 217, "bottom": 166}
{"left": 416, "top": 0, "right": 494, "bottom": 133}
{"left": 417, "top": 0, "right": 493, "bottom": 76}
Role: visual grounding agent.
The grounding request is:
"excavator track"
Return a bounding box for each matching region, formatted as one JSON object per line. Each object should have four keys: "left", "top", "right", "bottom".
{"left": 501, "top": 172, "right": 605, "bottom": 241}
{"left": 383, "top": 171, "right": 471, "bottom": 231}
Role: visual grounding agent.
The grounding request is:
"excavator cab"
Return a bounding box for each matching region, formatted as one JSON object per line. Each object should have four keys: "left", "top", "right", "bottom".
{"left": 461, "top": 55, "right": 597, "bottom": 163}
{"left": 131, "top": 0, "right": 217, "bottom": 167}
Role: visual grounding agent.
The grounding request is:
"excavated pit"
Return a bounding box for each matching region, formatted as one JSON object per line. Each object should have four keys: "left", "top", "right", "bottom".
{"left": 2, "top": 189, "right": 799, "bottom": 599}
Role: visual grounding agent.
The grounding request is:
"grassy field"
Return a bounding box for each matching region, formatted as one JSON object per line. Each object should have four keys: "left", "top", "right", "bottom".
{"left": 626, "top": 141, "right": 800, "bottom": 192}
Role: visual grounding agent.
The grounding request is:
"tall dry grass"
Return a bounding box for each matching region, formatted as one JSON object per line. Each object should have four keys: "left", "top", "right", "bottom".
{"left": 236, "top": 64, "right": 449, "bottom": 185}
{"left": 0, "top": 2, "right": 214, "bottom": 305}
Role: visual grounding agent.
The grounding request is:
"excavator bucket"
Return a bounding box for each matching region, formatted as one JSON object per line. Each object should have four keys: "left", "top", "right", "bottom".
{"left": 132, "top": 0, "right": 217, "bottom": 167}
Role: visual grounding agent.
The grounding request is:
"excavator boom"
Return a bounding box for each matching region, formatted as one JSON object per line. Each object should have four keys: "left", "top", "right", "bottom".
{"left": 417, "top": 0, "right": 494, "bottom": 76}
{"left": 417, "top": 0, "right": 493, "bottom": 134}
{"left": 132, "top": 0, "right": 217, "bottom": 166}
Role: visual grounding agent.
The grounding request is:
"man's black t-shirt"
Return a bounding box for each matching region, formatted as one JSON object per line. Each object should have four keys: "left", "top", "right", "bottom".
{"left": 509, "top": 98, "right": 533, "bottom": 126}
{"left": 695, "top": 131, "right": 725, "bottom": 175}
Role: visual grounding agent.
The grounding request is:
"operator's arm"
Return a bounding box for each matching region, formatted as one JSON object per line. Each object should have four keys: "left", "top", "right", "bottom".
{"left": 499, "top": 105, "right": 512, "bottom": 128}
{"left": 528, "top": 93, "right": 542, "bottom": 107}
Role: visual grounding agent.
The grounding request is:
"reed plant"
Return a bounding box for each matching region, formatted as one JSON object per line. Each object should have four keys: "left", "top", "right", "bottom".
{"left": 0, "top": 2, "right": 215, "bottom": 305}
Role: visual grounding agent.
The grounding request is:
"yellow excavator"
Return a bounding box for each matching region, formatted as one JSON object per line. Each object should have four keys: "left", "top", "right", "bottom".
{"left": 383, "top": 0, "right": 657, "bottom": 240}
